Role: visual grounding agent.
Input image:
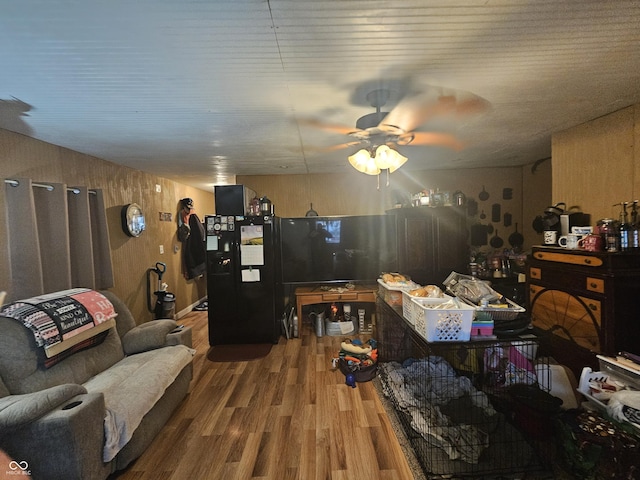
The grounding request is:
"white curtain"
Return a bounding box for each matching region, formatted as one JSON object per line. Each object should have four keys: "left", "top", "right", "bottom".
{"left": 4, "top": 177, "right": 114, "bottom": 301}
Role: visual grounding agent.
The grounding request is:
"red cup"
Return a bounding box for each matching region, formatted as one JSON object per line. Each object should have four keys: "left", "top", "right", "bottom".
{"left": 578, "top": 234, "right": 604, "bottom": 252}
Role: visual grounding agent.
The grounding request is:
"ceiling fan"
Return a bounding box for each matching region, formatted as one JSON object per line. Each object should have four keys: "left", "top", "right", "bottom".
{"left": 302, "top": 87, "right": 490, "bottom": 155}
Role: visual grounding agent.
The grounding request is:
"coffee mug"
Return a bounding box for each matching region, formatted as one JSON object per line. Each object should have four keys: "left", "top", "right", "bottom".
{"left": 558, "top": 234, "right": 580, "bottom": 249}
{"left": 578, "top": 233, "right": 604, "bottom": 252}
{"left": 543, "top": 230, "right": 558, "bottom": 245}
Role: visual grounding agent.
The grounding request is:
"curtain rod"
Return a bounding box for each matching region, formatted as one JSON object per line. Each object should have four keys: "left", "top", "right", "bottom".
{"left": 4, "top": 179, "right": 96, "bottom": 195}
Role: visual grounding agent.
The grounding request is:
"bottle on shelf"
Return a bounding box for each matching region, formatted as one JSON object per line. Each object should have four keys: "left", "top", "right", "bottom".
{"left": 631, "top": 201, "right": 640, "bottom": 249}
{"left": 249, "top": 196, "right": 260, "bottom": 216}
{"left": 598, "top": 218, "right": 620, "bottom": 252}
{"left": 618, "top": 202, "right": 632, "bottom": 251}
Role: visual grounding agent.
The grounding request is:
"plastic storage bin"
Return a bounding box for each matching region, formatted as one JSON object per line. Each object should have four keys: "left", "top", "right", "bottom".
{"left": 377, "top": 278, "right": 418, "bottom": 307}
{"left": 402, "top": 292, "right": 452, "bottom": 326}
{"left": 411, "top": 298, "right": 475, "bottom": 342}
{"left": 577, "top": 354, "right": 640, "bottom": 433}
{"left": 471, "top": 320, "right": 494, "bottom": 336}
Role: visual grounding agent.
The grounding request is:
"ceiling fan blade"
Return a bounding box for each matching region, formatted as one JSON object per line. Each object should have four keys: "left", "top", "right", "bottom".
{"left": 306, "top": 141, "right": 364, "bottom": 153}
{"left": 298, "top": 117, "right": 363, "bottom": 136}
{"left": 379, "top": 93, "right": 436, "bottom": 133}
{"left": 398, "top": 131, "right": 465, "bottom": 151}
{"left": 380, "top": 92, "right": 490, "bottom": 133}
{"left": 450, "top": 95, "right": 491, "bottom": 116}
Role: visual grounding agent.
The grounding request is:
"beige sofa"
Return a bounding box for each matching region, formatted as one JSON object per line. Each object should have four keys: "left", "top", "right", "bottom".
{"left": 0, "top": 290, "right": 193, "bottom": 480}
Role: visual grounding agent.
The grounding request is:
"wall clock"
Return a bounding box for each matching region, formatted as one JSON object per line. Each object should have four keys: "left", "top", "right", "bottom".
{"left": 121, "top": 203, "right": 146, "bottom": 237}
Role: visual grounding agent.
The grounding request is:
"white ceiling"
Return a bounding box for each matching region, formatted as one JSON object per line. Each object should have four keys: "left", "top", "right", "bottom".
{"left": 1, "top": 0, "right": 639, "bottom": 191}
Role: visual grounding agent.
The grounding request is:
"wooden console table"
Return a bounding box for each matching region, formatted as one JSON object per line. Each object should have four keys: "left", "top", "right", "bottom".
{"left": 295, "top": 284, "right": 377, "bottom": 322}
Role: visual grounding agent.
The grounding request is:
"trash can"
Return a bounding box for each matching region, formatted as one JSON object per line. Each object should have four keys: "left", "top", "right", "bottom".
{"left": 154, "top": 291, "right": 176, "bottom": 319}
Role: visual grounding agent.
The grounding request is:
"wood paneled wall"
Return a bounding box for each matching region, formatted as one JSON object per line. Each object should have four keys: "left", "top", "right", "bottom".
{"left": 0, "top": 129, "right": 213, "bottom": 323}
{"left": 240, "top": 163, "right": 551, "bottom": 251}
{"left": 3, "top": 103, "right": 637, "bottom": 322}
{"left": 1, "top": 126, "right": 557, "bottom": 323}
{"left": 552, "top": 104, "right": 639, "bottom": 223}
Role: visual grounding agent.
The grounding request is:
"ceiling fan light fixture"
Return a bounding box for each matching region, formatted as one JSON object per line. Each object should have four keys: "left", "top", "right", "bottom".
{"left": 374, "top": 145, "right": 407, "bottom": 172}
{"left": 348, "top": 149, "right": 381, "bottom": 175}
{"left": 348, "top": 145, "right": 407, "bottom": 176}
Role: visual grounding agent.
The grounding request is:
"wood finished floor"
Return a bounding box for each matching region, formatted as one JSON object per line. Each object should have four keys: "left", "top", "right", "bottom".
{"left": 110, "top": 311, "right": 415, "bottom": 480}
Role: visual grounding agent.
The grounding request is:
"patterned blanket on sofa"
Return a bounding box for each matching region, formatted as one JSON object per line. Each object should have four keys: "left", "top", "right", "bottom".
{"left": 0, "top": 288, "right": 117, "bottom": 360}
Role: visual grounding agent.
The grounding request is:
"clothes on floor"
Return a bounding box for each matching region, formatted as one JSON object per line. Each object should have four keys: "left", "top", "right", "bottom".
{"left": 379, "top": 356, "right": 496, "bottom": 464}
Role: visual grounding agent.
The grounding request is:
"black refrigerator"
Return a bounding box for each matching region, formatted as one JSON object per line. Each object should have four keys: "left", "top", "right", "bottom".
{"left": 205, "top": 214, "right": 282, "bottom": 346}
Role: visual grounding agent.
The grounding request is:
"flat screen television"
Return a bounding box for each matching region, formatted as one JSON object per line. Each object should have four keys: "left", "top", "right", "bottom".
{"left": 280, "top": 215, "right": 398, "bottom": 284}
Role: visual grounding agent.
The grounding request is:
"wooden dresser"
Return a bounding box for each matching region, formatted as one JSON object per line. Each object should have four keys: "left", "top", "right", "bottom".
{"left": 527, "top": 246, "right": 640, "bottom": 376}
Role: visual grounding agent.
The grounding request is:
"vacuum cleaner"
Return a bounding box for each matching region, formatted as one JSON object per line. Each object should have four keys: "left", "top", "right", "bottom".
{"left": 146, "top": 262, "right": 175, "bottom": 319}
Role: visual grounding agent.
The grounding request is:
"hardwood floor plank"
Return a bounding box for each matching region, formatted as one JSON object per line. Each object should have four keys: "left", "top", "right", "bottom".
{"left": 251, "top": 430, "right": 272, "bottom": 477}
{"left": 335, "top": 383, "right": 353, "bottom": 412}
{"left": 301, "top": 402, "right": 316, "bottom": 432}
{"left": 375, "top": 414, "right": 416, "bottom": 478}
{"left": 327, "top": 386, "right": 348, "bottom": 471}
{"left": 280, "top": 384, "right": 302, "bottom": 417}
{"left": 110, "top": 311, "right": 415, "bottom": 480}
{"left": 225, "top": 374, "right": 258, "bottom": 408}
{"left": 268, "top": 415, "right": 297, "bottom": 478}
{"left": 199, "top": 434, "right": 235, "bottom": 479}
{"left": 235, "top": 431, "right": 263, "bottom": 479}
{"left": 226, "top": 430, "right": 250, "bottom": 464}
{"left": 298, "top": 428, "right": 317, "bottom": 480}
{"left": 314, "top": 427, "right": 333, "bottom": 480}
{"left": 217, "top": 462, "right": 239, "bottom": 480}
{"left": 362, "top": 398, "right": 383, "bottom": 428}
{"left": 170, "top": 436, "right": 220, "bottom": 479}
{"left": 209, "top": 406, "right": 234, "bottom": 436}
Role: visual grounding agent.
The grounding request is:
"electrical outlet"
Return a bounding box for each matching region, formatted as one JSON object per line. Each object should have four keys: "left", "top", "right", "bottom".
{"left": 155, "top": 184, "right": 162, "bottom": 193}
{"left": 159, "top": 245, "right": 164, "bottom": 254}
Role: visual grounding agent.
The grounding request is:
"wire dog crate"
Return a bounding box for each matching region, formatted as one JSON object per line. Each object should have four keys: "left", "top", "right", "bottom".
{"left": 377, "top": 303, "right": 552, "bottom": 479}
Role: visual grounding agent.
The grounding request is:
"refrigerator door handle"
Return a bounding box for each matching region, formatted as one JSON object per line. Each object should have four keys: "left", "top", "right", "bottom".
{"left": 232, "top": 239, "right": 241, "bottom": 267}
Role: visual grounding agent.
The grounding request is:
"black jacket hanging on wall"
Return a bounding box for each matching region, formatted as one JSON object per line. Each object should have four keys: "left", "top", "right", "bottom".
{"left": 182, "top": 213, "right": 206, "bottom": 279}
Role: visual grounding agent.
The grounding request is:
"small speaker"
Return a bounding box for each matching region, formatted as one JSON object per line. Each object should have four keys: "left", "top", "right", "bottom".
{"left": 215, "top": 185, "right": 245, "bottom": 215}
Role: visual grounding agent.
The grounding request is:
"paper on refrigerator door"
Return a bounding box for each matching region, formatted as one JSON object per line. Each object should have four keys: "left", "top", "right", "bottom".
{"left": 206, "top": 235, "right": 218, "bottom": 251}
{"left": 240, "top": 225, "right": 264, "bottom": 265}
{"left": 240, "top": 245, "right": 264, "bottom": 265}
{"left": 241, "top": 269, "right": 261, "bottom": 282}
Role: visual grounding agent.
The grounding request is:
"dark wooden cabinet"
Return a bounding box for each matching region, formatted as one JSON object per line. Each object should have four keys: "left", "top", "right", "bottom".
{"left": 387, "top": 206, "right": 468, "bottom": 285}
{"left": 527, "top": 246, "right": 640, "bottom": 376}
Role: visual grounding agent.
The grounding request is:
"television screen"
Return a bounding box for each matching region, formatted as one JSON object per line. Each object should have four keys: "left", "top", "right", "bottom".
{"left": 280, "top": 215, "right": 398, "bottom": 284}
